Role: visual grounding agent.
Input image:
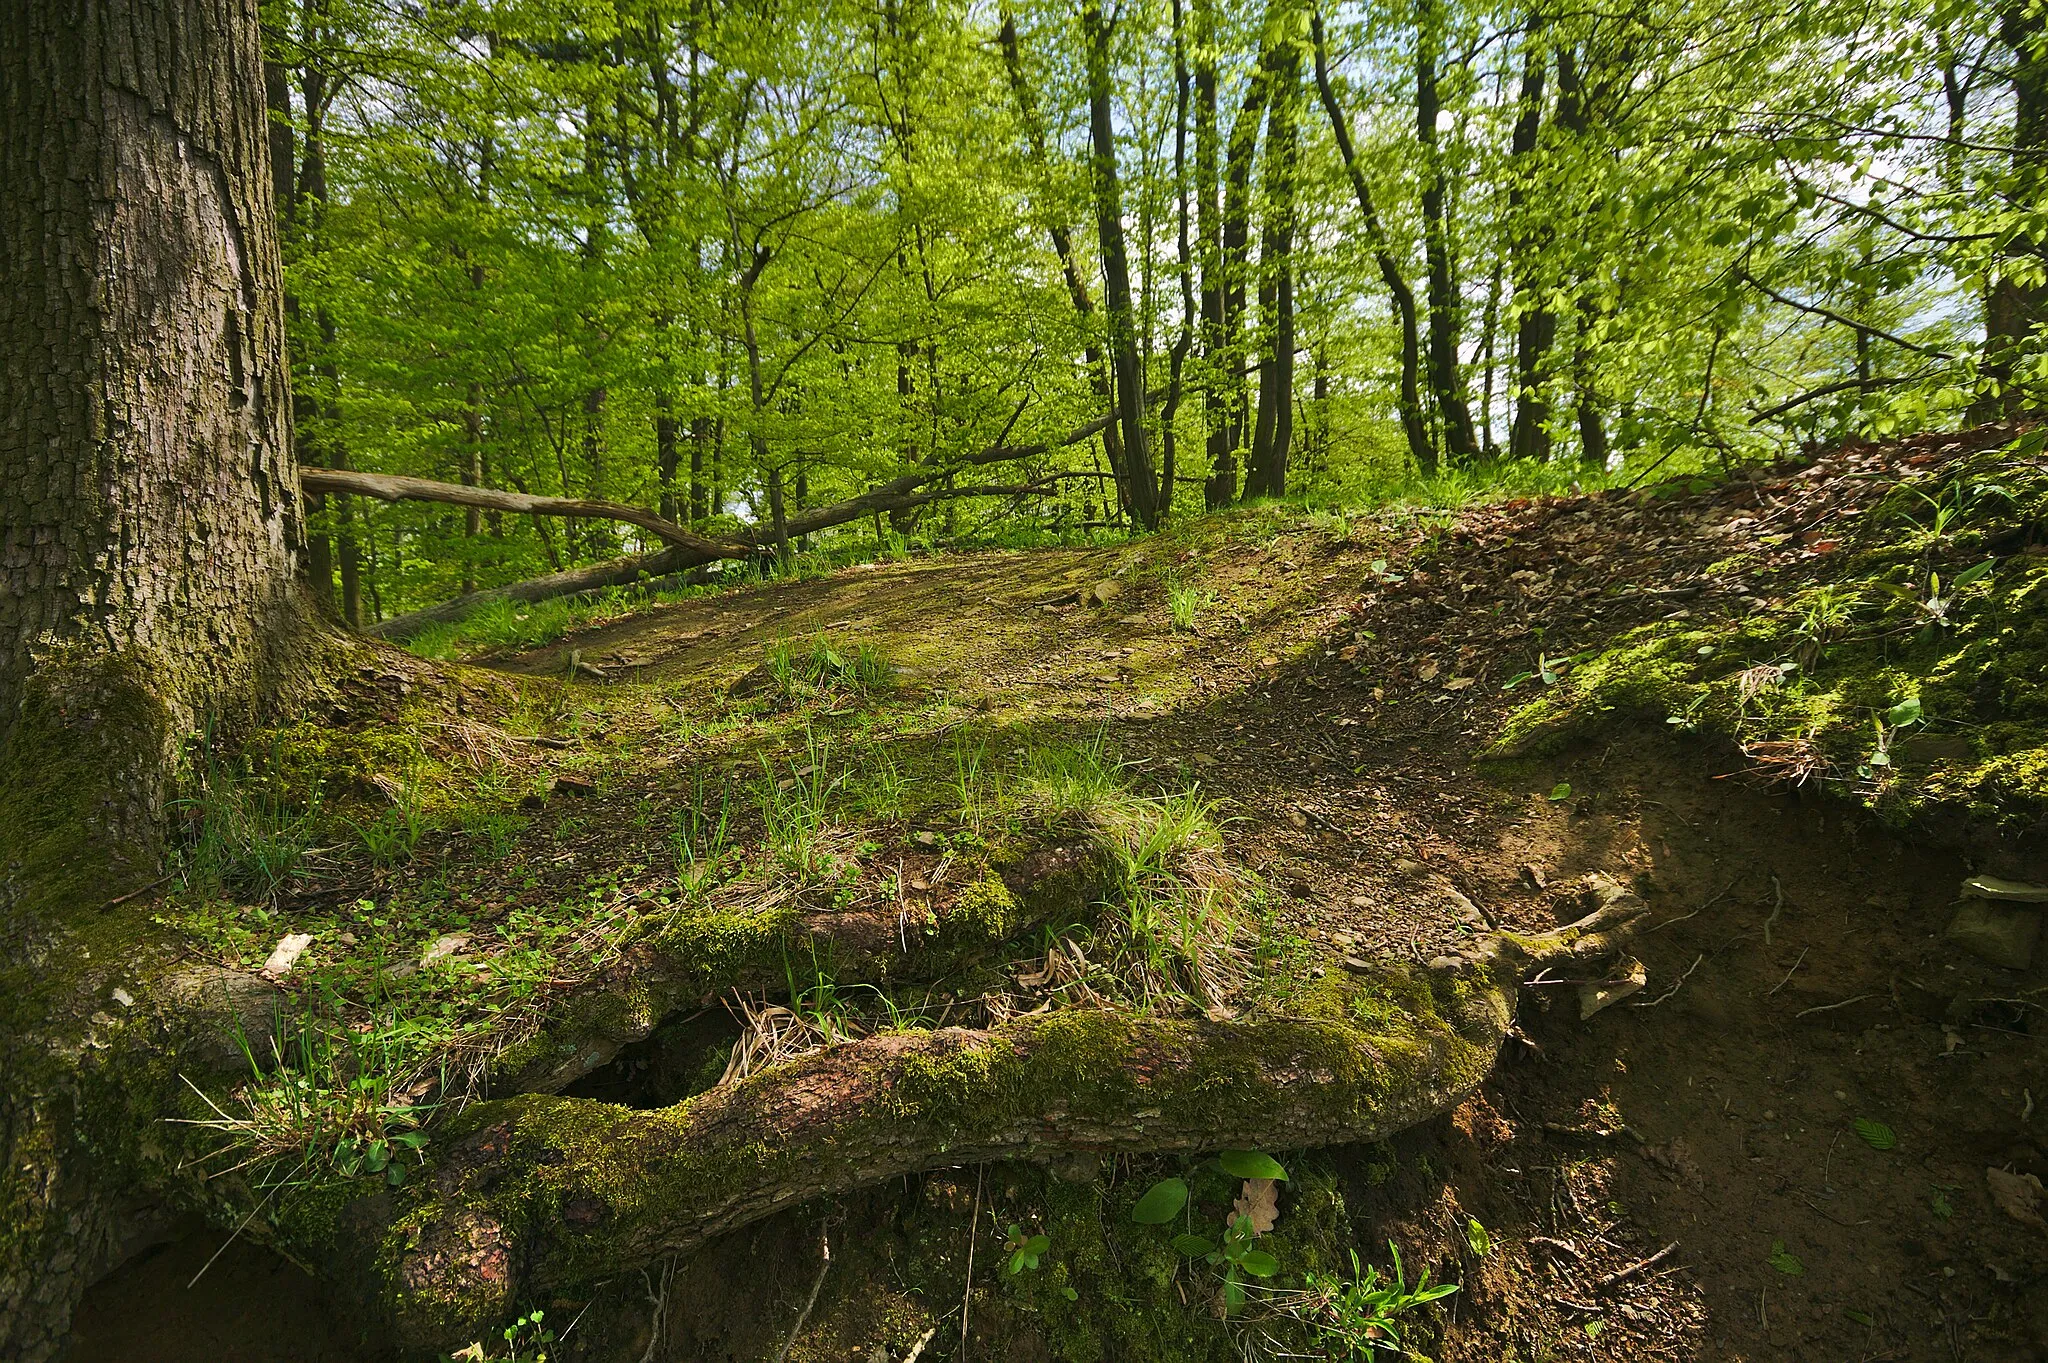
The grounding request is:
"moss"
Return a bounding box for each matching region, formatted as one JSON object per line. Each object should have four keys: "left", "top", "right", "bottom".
{"left": 1487, "top": 440, "right": 2048, "bottom": 842}
{"left": 942, "top": 871, "right": 1023, "bottom": 942}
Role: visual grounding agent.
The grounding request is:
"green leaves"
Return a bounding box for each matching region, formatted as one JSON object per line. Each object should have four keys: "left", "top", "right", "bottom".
{"left": 1004, "top": 1224, "right": 1050, "bottom": 1276}
{"left": 1465, "top": 1216, "right": 1492, "bottom": 1257}
{"left": 1131, "top": 1177, "right": 1189, "bottom": 1225}
{"left": 1216, "top": 1150, "right": 1288, "bottom": 1180}
{"left": 1768, "top": 1240, "right": 1805, "bottom": 1276}
{"left": 1853, "top": 1117, "right": 1897, "bottom": 1151}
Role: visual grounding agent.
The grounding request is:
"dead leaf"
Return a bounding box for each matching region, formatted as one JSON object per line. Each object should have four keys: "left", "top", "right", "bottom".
{"left": 1233, "top": 1177, "right": 1279, "bottom": 1234}
{"left": 1987, "top": 1167, "right": 2046, "bottom": 1229}
{"left": 262, "top": 933, "right": 314, "bottom": 978}
{"left": 1416, "top": 660, "right": 1441, "bottom": 681}
{"left": 1444, "top": 677, "right": 1476, "bottom": 691}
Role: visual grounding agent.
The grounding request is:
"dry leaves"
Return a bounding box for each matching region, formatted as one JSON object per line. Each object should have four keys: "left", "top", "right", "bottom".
{"left": 1987, "top": 1167, "right": 2046, "bottom": 1229}
{"left": 1233, "top": 1177, "right": 1279, "bottom": 1234}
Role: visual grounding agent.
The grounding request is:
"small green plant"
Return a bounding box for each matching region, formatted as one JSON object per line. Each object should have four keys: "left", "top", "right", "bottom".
{"left": 1174, "top": 1211, "right": 1280, "bottom": 1313}
{"left": 754, "top": 730, "right": 847, "bottom": 879}
{"left": 767, "top": 634, "right": 893, "bottom": 700}
{"left": 1767, "top": 1240, "right": 1804, "bottom": 1275}
{"left": 175, "top": 987, "right": 435, "bottom": 1186}
{"left": 1004, "top": 1223, "right": 1051, "bottom": 1276}
{"left": 172, "top": 730, "right": 320, "bottom": 900}
{"left": 1299, "top": 1242, "right": 1459, "bottom": 1355}
{"left": 1167, "top": 576, "right": 1215, "bottom": 632}
{"left": 670, "top": 769, "right": 735, "bottom": 897}
{"left": 452, "top": 1309, "right": 554, "bottom": 1362}
{"left": 1852, "top": 1117, "right": 1897, "bottom": 1150}
{"left": 1792, "top": 583, "right": 1862, "bottom": 666}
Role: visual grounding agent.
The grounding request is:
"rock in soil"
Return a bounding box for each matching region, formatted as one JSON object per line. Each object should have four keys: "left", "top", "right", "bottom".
{"left": 1945, "top": 898, "right": 2042, "bottom": 968}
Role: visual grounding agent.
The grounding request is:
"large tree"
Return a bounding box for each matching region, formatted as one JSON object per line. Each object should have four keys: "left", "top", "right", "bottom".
{"left": 0, "top": 0, "right": 315, "bottom": 1354}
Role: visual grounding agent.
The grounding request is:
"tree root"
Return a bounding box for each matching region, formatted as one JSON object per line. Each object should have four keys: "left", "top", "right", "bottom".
{"left": 296, "top": 877, "right": 1646, "bottom": 1355}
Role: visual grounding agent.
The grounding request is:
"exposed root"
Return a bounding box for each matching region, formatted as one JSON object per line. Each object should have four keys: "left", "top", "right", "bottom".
{"left": 299, "top": 878, "right": 1647, "bottom": 1355}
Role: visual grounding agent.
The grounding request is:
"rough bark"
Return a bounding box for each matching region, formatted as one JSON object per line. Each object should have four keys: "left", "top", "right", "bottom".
{"left": 313, "top": 880, "right": 1646, "bottom": 1356}
{"left": 0, "top": 0, "right": 318, "bottom": 1355}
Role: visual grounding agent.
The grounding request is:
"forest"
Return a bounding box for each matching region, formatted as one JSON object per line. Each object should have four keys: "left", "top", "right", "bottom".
{"left": 260, "top": 0, "right": 2035, "bottom": 626}
{"left": 3, "top": 1, "right": 2046, "bottom": 1362}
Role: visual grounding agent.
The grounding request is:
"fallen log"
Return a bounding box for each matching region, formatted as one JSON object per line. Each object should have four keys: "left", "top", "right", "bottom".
{"left": 297, "top": 878, "right": 1647, "bottom": 1354}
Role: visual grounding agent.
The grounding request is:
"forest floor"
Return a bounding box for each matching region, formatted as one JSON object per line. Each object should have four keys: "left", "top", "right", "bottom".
{"left": 69, "top": 430, "right": 2047, "bottom": 1363}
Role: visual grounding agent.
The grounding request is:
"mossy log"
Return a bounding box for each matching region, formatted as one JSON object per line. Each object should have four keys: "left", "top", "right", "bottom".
{"left": 302, "top": 879, "right": 1646, "bottom": 1356}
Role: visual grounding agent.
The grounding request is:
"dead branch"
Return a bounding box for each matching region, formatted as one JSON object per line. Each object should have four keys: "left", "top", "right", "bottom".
{"left": 301, "top": 467, "right": 751, "bottom": 558}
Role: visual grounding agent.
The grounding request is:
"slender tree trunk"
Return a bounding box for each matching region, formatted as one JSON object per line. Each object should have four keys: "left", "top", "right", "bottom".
{"left": 1192, "top": 0, "right": 1230, "bottom": 510}
{"left": 1, "top": 1, "right": 313, "bottom": 1353}
{"left": 1210, "top": 42, "right": 1273, "bottom": 505}
{"left": 1416, "top": 1, "right": 1479, "bottom": 463}
{"left": 1310, "top": 11, "right": 1435, "bottom": 474}
{"left": 1507, "top": 30, "right": 1552, "bottom": 463}
{"left": 1985, "top": 4, "right": 2047, "bottom": 413}
{"left": 1084, "top": 5, "right": 1162, "bottom": 529}
{"left": 1247, "top": 38, "right": 1300, "bottom": 499}
{"left": 1160, "top": 0, "right": 1199, "bottom": 518}
{"left": 1479, "top": 261, "right": 1501, "bottom": 458}
{"left": 998, "top": 13, "right": 1129, "bottom": 496}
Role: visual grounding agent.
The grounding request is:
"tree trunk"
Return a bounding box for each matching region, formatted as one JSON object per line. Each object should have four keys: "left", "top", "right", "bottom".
{"left": 1084, "top": 5, "right": 1162, "bottom": 530}
{"left": 1246, "top": 38, "right": 1300, "bottom": 500}
{"left": 998, "top": 12, "right": 1132, "bottom": 508}
{"left": 308, "top": 880, "right": 1646, "bottom": 1356}
{"left": 1192, "top": 0, "right": 1230, "bottom": 510}
{"left": 1416, "top": 2, "right": 1480, "bottom": 463}
{"left": 1310, "top": 12, "right": 1436, "bottom": 475}
{"left": 1507, "top": 31, "right": 1552, "bottom": 463}
{"left": 0, "top": 0, "right": 315, "bottom": 1354}
{"left": 1209, "top": 39, "right": 1273, "bottom": 506}
{"left": 1985, "top": 4, "right": 2047, "bottom": 413}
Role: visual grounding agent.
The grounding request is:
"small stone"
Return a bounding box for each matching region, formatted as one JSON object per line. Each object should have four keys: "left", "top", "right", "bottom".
{"left": 1946, "top": 900, "right": 2040, "bottom": 968}
{"left": 912, "top": 830, "right": 939, "bottom": 847}
{"left": 1086, "top": 579, "right": 1123, "bottom": 607}
{"left": 1960, "top": 875, "right": 2048, "bottom": 904}
{"left": 1340, "top": 955, "right": 1374, "bottom": 973}
{"left": 420, "top": 933, "right": 471, "bottom": 966}
{"left": 1427, "top": 955, "right": 1462, "bottom": 972}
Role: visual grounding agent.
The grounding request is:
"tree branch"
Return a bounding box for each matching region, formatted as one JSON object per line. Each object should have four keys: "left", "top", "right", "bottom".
{"left": 301, "top": 468, "right": 752, "bottom": 559}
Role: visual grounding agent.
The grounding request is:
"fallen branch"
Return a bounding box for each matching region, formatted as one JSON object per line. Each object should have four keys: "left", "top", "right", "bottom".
{"left": 301, "top": 467, "right": 751, "bottom": 558}
{"left": 1595, "top": 1242, "right": 1678, "bottom": 1290}
{"left": 361, "top": 408, "right": 1126, "bottom": 641}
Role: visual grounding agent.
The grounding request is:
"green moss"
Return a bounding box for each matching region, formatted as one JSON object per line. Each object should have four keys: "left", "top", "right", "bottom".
{"left": 1487, "top": 440, "right": 2048, "bottom": 839}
